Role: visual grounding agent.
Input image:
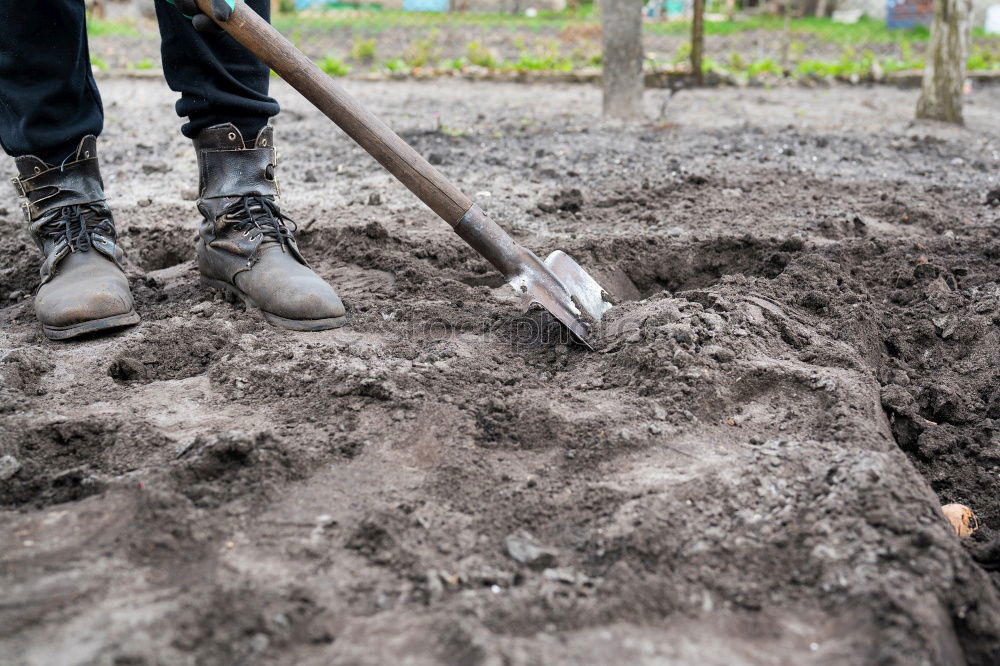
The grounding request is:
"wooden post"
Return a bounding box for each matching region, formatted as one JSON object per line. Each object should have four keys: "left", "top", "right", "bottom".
{"left": 916, "top": 0, "right": 972, "bottom": 124}
{"left": 691, "top": 0, "right": 705, "bottom": 86}
{"left": 601, "top": 0, "right": 644, "bottom": 119}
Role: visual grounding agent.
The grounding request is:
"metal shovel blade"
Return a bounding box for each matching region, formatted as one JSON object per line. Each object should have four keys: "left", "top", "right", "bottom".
{"left": 513, "top": 249, "right": 613, "bottom": 348}
{"left": 544, "top": 250, "right": 613, "bottom": 324}
{"left": 454, "top": 205, "right": 613, "bottom": 347}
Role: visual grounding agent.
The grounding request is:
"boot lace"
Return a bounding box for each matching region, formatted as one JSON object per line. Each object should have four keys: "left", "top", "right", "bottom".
{"left": 38, "top": 203, "right": 116, "bottom": 252}
{"left": 221, "top": 195, "right": 296, "bottom": 250}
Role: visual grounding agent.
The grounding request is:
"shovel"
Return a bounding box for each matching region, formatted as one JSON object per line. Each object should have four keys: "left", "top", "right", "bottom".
{"left": 194, "top": 0, "right": 612, "bottom": 345}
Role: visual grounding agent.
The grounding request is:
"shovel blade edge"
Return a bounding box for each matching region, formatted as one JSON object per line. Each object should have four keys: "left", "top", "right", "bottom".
{"left": 509, "top": 250, "right": 613, "bottom": 349}
{"left": 543, "top": 250, "right": 613, "bottom": 324}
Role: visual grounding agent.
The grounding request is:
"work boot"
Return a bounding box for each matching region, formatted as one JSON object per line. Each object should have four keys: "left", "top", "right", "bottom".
{"left": 12, "top": 136, "right": 139, "bottom": 340}
{"left": 193, "top": 124, "right": 345, "bottom": 330}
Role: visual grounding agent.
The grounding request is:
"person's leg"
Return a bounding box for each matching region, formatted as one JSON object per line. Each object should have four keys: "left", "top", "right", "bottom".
{"left": 157, "top": 0, "right": 345, "bottom": 331}
{"left": 1, "top": 0, "right": 138, "bottom": 340}
{"left": 154, "top": 0, "right": 278, "bottom": 140}
{"left": 0, "top": 0, "right": 103, "bottom": 164}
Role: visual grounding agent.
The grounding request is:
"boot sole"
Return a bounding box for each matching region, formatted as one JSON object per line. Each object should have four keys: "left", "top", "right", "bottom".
{"left": 200, "top": 276, "right": 347, "bottom": 332}
{"left": 42, "top": 311, "right": 141, "bottom": 341}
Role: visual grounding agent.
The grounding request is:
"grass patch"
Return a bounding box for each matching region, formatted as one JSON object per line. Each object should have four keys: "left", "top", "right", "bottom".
{"left": 317, "top": 55, "right": 351, "bottom": 76}
{"left": 351, "top": 36, "right": 377, "bottom": 63}
{"left": 128, "top": 58, "right": 156, "bottom": 71}
{"left": 466, "top": 41, "right": 502, "bottom": 69}
{"left": 272, "top": 8, "right": 595, "bottom": 34}
{"left": 645, "top": 15, "right": 932, "bottom": 43}
{"left": 383, "top": 57, "right": 407, "bottom": 73}
{"left": 510, "top": 38, "right": 573, "bottom": 72}
{"left": 86, "top": 18, "right": 141, "bottom": 37}
{"left": 403, "top": 31, "right": 442, "bottom": 67}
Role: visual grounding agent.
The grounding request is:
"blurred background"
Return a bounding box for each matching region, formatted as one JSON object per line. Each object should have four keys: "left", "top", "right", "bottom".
{"left": 86, "top": 0, "right": 1000, "bottom": 87}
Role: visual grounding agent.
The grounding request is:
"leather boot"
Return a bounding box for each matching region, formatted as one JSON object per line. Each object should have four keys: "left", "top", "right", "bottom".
{"left": 12, "top": 136, "right": 139, "bottom": 340}
{"left": 193, "top": 124, "right": 345, "bottom": 331}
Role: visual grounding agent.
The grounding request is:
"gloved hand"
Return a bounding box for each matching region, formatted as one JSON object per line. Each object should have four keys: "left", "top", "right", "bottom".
{"left": 167, "top": 0, "right": 235, "bottom": 33}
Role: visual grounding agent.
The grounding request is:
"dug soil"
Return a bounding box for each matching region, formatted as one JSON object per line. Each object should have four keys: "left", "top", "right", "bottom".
{"left": 2, "top": 79, "right": 1000, "bottom": 665}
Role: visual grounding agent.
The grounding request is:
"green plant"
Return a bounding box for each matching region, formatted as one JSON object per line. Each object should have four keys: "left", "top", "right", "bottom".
{"left": 86, "top": 19, "right": 139, "bottom": 37}
{"left": 792, "top": 47, "right": 881, "bottom": 79}
{"left": 795, "top": 59, "right": 837, "bottom": 77}
{"left": 700, "top": 56, "right": 722, "bottom": 74}
{"left": 383, "top": 57, "right": 408, "bottom": 73}
{"left": 279, "top": 0, "right": 296, "bottom": 12}
{"left": 351, "top": 36, "right": 377, "bottom": 63}
{"left": 747, "top": 58, "right": 782, "bottom": 77}
{"left": 438, "top": 123, "right": 465, "bottom": 137}
{"left": 466, "top": 41, "right": 501, "bottom": 69}
{"left": 672, "top": 42, "right": 692, "bottom": 64}
{"left": 129, "top": 58, "right": 155, "bottom": 71}
{"left": 89, "top": 54, "right": 108, "bottom": 71}
{"left": 403, "top": 30, "right": 441, "bottom": 68}
{"left": 510, "top": 39, "right": 572, "bottom": 72}
{"left": 967, "top": 45, "right": 1000, "bottom": 71}
{"left": 444, "top": 57, "right": 467, "bottom": 71}
{"left": 317, "top": 55, "right": 351, "bottom": 77}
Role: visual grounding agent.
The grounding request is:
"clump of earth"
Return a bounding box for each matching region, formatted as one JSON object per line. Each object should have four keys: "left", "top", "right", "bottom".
{"left": 1, "top": 79, "right": 999, "bottom": 665}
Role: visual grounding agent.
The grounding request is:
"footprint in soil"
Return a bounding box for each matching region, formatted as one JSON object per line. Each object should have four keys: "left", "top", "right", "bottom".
{"left": 172, "top": 430, "right": 302, "bottom": 508}
{"left": 1, "top": 416, "right": 173, "bottom": 508}
{"left": 107, "top": 322, "right": 233, "bottom": 384}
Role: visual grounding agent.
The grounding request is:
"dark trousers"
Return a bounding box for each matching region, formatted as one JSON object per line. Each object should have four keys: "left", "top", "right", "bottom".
{"left": 0, "top": 0, "right": 279, "bottom": 165}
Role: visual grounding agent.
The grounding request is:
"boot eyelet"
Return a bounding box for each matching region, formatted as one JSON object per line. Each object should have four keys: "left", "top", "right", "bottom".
{"left": 260, "top": 139, "right": 268, "bottom": 146}
{"left": 228, "top": 132, "right": 237, "bottom": 141}
{"left": 33, "top": 166, "right": 41, "bottom": 174}
{"left": 243, "top": 230, "right": 249, "bottom": 237}
{"left": 84, "top": 151, "right": 90, "bottom": 158}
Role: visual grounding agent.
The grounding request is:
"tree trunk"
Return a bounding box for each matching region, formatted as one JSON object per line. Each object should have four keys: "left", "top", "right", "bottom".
{"left": 602, "top": 0, "right": 644, "bottom": 119}
{"left": 691, "top": 0, "right": 705, "bottom": 85}
{"left": 916, "top": 0, "right": 971, "bottom": 124}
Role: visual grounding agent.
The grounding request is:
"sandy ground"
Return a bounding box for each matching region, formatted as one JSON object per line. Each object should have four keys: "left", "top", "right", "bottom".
{"left": 2, "top": 77, "right": 1000, "bottom": 665}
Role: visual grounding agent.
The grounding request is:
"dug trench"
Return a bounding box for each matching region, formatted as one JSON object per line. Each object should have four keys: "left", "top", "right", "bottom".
{"left": 1, "top": 80, "right": 1000, "bottom": 665}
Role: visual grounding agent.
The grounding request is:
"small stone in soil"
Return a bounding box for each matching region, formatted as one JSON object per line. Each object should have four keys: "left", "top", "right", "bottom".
{"left": 505, "top": 531, "right": 558, "bottom": 570}
{"left": 0, "top": 455, "right": 22, "bottom": 480}
{"left": 141, "top": 162, "right": 170, "bottom": 175}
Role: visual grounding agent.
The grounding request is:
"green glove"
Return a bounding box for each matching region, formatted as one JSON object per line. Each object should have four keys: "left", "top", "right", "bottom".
{"left": 166, "top": 0, "right": 235, "bottom": 33}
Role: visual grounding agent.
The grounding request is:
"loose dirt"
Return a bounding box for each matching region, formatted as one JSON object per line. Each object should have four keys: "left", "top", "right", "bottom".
{"left": 2, "top": 79, "right": 1000, "bottom": 665}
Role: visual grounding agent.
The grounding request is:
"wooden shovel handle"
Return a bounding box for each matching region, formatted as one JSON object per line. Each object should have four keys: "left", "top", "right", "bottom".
{"left": 194, "top": 0, "right": 474, "bottom": 225}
